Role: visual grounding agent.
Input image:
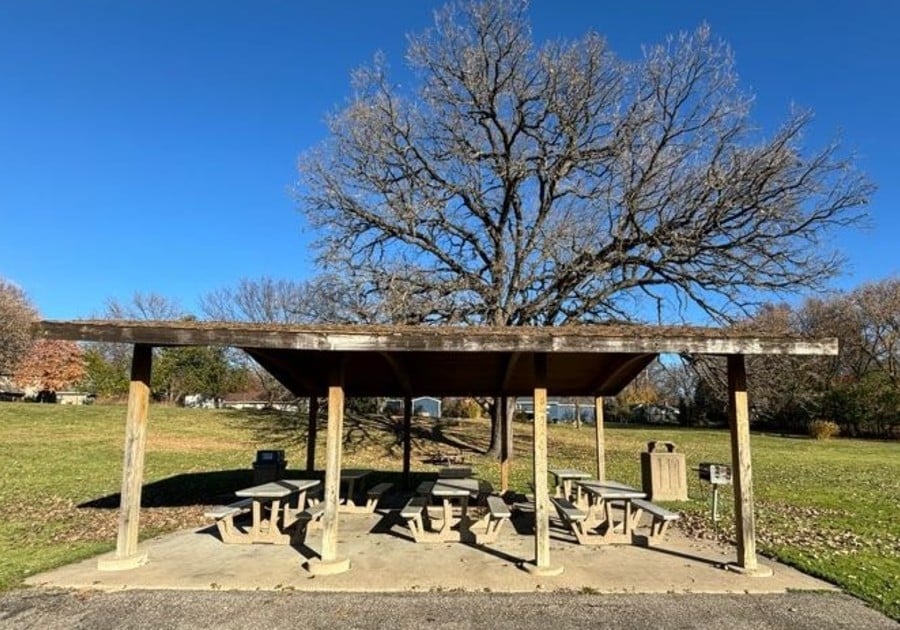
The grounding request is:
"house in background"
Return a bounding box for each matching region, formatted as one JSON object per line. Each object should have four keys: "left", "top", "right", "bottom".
{"left": 56, "top": 391, "right": 95, "bottom": 405}
{"left": 383, "top": 396, "right": 442, "bottom": 418}
{"left": 0, "top": 376, "right": 25, "bottom": 402}
{"left": 515, "top": 398, "right": 597, "bottom": 423}
{"left": 215, "top": 392, "right": 300, "bottom": 412}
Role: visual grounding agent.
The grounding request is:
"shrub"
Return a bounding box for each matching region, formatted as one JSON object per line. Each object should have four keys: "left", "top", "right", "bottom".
{"left": 809, "top": 419, "right": 841, "bottom": 440}
{"left": 442, "top": 397, "right": 483, "bottom": 419}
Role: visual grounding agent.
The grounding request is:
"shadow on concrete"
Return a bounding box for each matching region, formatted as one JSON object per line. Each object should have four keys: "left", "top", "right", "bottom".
{"left": 632, "top": 540, "right": 728, "bottom": 569}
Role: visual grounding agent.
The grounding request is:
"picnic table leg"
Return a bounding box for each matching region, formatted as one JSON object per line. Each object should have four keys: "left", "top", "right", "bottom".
{"left": 282, "top": 490, "right": 307, "bottom": 528}
{"left": 439, "top": 498, "right": 453, "bottom": 535}
{"left": 585, "top": 496, "right": 604, "bottom": 527}
{"left": 602, "top": 499, "right": 627, "bottom": 538}
{"left": 267, "top": 498, "right": 283, "bottom": 542}
{"left": 250, "top": 500, "right": 264, "bottom": 541}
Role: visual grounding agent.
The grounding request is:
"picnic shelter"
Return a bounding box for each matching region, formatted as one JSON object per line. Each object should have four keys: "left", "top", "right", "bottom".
{"left": 37, "top": 319, "right": 837, "bottom": 577}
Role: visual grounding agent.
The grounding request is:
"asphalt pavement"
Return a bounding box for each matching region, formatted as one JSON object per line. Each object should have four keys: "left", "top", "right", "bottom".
{"left": 0, "top": 589, "right": 896, "bottom": 630}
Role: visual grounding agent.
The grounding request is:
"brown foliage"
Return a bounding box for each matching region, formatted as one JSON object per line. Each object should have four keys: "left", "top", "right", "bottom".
{"left": 14, "top": 339, "right": 86, "bottom": 391}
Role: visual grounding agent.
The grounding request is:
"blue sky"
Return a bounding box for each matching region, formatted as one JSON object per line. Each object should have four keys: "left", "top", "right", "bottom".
{"left": 1, "top": 0, "right": 897, "bottom": 321}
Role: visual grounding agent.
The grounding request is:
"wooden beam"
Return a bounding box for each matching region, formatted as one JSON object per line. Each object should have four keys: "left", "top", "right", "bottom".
{"left": 99, "top": 343, "right": 152, "bottom": 571}
{"left": 525, "top": 353, "right": 561, "bottom": 575}
{"left": 308, "top": 356, "right": 350, "bottom": 575}
{"left": 727, "top": 354, "right": 766, "bottom": 575}
{"left": 38, "top": 320, "right": 840, "bottom": 357}
{"left": 243, "top": 348, "right": 320, "bottom": 396}
{"left": 402, "top": 396, "right": 412, "bottom": 489}
{"left": 306, "top": 396, "right": 318, "bottom": 472}
{"left": 594, "top": 396, "right": 605, "bottom": 481}
{"left": 588, "top": 353, "right": 657, "bottom": 395}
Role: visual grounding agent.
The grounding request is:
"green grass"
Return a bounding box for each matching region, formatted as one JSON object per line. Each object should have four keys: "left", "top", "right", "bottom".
{"left": 0, "top": 403, "right": 897, "bottom": 619}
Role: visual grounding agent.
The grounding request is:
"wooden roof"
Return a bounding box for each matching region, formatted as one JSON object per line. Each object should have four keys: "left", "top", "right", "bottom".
{"left": 38, "top": 320, "right": 838, "bottom": 398}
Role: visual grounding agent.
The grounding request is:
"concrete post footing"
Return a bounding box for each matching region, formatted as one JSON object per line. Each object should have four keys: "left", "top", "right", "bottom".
{"left": 521, "top": 561, "right": 564, "bottom": 577}
{"left": 306, "top": 557, "right": 351, "bottom": 576}
{"left": 97, "top": 552, "right": 148, "bottom": 571}
{"left": 725, "top": 562, "right": 774, "bottom": 577}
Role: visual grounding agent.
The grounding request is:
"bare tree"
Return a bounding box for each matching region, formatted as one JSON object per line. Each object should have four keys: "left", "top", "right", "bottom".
{"left": 201, "top": 277, "right": 308, "bottom": 324}
{"left": 103, "top": 292, "right": 185, "bottom": 321}
{"left": 0, "top": 278, "right": 38, "bottom": 376}
{"left": 846, "top": 278, "right": 900, "bottom": 389}
{"left": 81, "top": 292, "right": 188, "bottom": 398}
{"left": 690, "top": 304, "right": 833, "bottom": 430}
{"left": 297, "top": 0, "right": 872, "bottom": 326}
{"left": 692, "top": 279, "right": 900, "bottom": 437}
{"left": 201, "top": 277, "right": 309, "bottom": 402}
{"left": 200, "top": 274, "right": 391, "bottom": 325}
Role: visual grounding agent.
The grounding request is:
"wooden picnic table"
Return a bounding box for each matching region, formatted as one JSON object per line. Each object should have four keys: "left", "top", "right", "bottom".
{"left": 548, "top": 468, "right": 591, "bottom": 500}
{"left": 232, "top": 478, "right": 320, "bottom": 544}
{"left": 337, "top": 468, "right": 373, "bottom": 513}
{"left": 575, "top": 480, "right": 646, "bottom": 543}
{"left": 429, "top": 477, "right": 480, "bottom": 539}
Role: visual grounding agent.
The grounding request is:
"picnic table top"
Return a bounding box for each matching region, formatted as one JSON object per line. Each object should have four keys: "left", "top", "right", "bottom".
{"left": 340, "top": 468, "right": 373, "bottom": 481}
{"left": 438, "top": 466, "right": 473, "bottom": 479}
{"left": 576, "top": 480, "right": 645, "bottom": 500}
{"left": 235, "top": 478, "right": 320, "bottom": 499}
{"left": 431, "top": 478, "right": 480, "bottom": 497}
{"left": 548, "top": 468, "right": 592, "bottom": 479}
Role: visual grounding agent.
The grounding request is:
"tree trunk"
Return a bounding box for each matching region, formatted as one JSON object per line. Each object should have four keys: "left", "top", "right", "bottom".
{"left": 486, "top": 397, "right": 502, "bottom": 456}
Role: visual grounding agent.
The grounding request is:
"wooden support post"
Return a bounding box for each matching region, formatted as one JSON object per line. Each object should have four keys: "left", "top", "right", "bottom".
{"left": 499, "top": 395, "right": 510, "bottom": 493}
{"left": 306, "top": 396, "right": 318, "bottom": 472}
{"left": 525, "top": 354, "right": 562, "bottom": 576}
{"left": 308, "top": 357, "right": 350, "bottom": 575}
{"left": 726, "top": 354, "right": 769, "bottom": 576}
{"left": 594, "top": 396, "right": 605, "bottom": 481}
{"left": 99, "top": 344, "right": 152, "bottom": 571}
{"left": 402, "top": 396, "right": 412, "bottom": 489}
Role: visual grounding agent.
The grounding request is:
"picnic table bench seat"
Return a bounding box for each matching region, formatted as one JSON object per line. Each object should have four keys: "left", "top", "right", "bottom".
{"left": 399, "top": 496, "right": 429, "bottom": 542}
{"left": 204, "top": 498, "right": 253, "bottom": 544}
{"left": 629, "top": 498, "right": 680, "bottom": 546}
{"left": 299, "top": 502, "right": 326, "bottom": 531}
{"left": 473, "top": 495, "right": 512, "bottom": 544}
{"left": 551, "top": 497, "right": 607, "bottom": 545}
{"left": 363, "top": 481, "right": 394, "bottom": 512}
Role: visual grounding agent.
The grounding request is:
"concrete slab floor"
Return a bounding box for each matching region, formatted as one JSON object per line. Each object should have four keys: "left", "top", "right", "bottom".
{"left": 26, "top": 510, "right": 836, "bottom": 594}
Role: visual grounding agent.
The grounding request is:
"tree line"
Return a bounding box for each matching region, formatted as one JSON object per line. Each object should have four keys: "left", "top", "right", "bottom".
{"left": 2, "top": 275, "right": 896, "bottom": 439}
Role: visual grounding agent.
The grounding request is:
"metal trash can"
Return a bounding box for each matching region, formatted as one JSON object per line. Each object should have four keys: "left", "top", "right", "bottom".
{"left": 252, "top": 449, "right": 286, "bottom": 484}
{"left": 640, "top": 441, "right": 688, "bottom": 501}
